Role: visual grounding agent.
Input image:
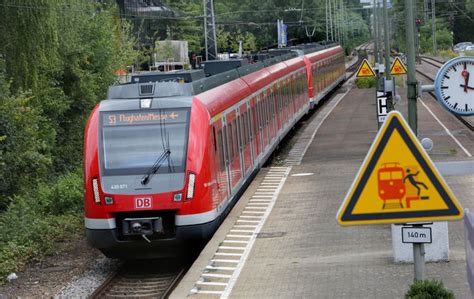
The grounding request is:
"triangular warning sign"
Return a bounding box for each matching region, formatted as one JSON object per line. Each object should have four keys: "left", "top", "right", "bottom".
{"left": 337, "top": 111, "right": 463, "bottom": 225}
{"left": 390, "top": 57, "right": 407, "bottom": 75}
{"left": 356, "top": 59, "right": 376, "bottom": 78}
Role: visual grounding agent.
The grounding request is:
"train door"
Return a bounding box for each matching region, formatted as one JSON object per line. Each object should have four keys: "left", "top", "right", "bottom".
{"left": 247, "top": 101, "right": 256, "bottom": 163}
{"left": 213, "top": 119, "right": 231, "bottom": 203}
{"left": 226, "top": 110, "right": 242, "bottom": 189}
{"left": 263, "top": 92, "right": 270, "bottom": 149}
{"left": 250, "top": 97, "right": 260, "bottom": 159}
{"left": 267, "top": 88, "right": 275, "bottom": 142}
{"left": 275, "top": 81, "right": 282, "bottom": 132}
{"left": 239, "top": 102, "right": 252, "bottom": 175}
{"left": 256, "top": 94, "right": 266, "bottom": 151}
{"left": 236, "top": 109, "right": 245, "bottom": 178}
{"left": 271, "top": 87, "right": 278, "bottom": 140}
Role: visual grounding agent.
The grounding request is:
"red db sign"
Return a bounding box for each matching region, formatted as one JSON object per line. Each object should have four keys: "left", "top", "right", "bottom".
{"left": 135, "top": 197, "right": 152, "bottom": 209}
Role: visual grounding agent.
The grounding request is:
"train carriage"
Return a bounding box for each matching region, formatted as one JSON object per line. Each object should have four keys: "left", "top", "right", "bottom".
{"left": 84, "top": 44, "right": 345, "bottom": 258}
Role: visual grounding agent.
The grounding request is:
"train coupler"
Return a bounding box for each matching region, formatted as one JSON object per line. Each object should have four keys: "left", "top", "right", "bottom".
{"left": 122, "top": 217, "right": 164, "bottom": 237}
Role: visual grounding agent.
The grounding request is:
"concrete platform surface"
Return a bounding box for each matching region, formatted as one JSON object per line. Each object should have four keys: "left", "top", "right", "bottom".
{"left": 172, "top": 81, "right": 474, "bottom": 298}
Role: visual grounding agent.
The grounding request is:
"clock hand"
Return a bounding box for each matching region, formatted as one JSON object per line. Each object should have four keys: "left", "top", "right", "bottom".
{"left": 462, "top": 69, "right": 470, "bottom": 93}
{"left": 460, "top": 84, "right": 474, "bottom": 90}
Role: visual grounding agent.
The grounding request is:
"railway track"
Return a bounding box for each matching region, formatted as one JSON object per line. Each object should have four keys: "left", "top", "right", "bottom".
{"left": 346, "top": 41, "right": 371, "bottom": 77}
{"left": 417, "top": 56, "right": 474, "bottom": 131}
{"left": 91, "top": 259, "right": 189, "bottom": 299}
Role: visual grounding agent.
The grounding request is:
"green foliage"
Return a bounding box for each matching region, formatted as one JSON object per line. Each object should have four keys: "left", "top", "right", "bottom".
{"left": 419, "top": 19, "right": 453, "bottom": 54}
{"left": 217, "top": 27, "right": 257, "bottom": 53}
{"left": 0, "top": 1, "right": 137, "bottom": 200}
{"left": 405, "top": 279, "right": 455, "bottom": 299}
{"left": 0, "top": 170, "right": 83, "bottom": 282}
{"left": 0, "top": 64, "right": 54, "bottom": 203}
{"left": 355, "top": 77, "right": 377, "bottom": 88}
{"left": 0, "top": 0, "right": 137, "bottom": 280}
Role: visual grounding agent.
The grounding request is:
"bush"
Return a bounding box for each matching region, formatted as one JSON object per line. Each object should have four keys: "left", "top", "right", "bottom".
{"left": 356, "top": 77, "right": 377, "bottom": 89}
{"left": 0, "top": 170, "right": 83, "bottom": 282}
{"left": 405, "top": 279, "right": 455, "bottom": 299}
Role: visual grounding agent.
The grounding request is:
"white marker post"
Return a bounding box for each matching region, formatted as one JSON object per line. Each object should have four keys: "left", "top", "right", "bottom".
{"left": 402, "top": 224, "right": 433, "bottom": 280}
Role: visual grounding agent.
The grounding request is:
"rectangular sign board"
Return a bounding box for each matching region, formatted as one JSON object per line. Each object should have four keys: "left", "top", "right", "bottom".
{"left": 402, "top": 226, "right": 432, "bottom": 244}
{"left": 376, "top": 91, "right": 388, "bottom": 123}
{"left": 464, "top": 209, "right": 474, "bottom": 297}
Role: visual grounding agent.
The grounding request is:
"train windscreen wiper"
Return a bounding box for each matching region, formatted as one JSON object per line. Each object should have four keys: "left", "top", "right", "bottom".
{"left": 141, "top": 149, "right": 171, "bottom": 185}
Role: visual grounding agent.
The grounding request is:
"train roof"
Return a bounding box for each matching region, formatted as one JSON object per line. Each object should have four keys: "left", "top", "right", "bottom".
{"left": 106, "top": 44, "right": 343, "bottom": 113}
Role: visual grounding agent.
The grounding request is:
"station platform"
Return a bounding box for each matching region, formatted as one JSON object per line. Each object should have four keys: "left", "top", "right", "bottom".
{"left": 171, "top": 81, "right": 474, "bottom": 298}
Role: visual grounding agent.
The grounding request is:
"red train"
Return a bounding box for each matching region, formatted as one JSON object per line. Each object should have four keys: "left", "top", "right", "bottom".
{"left": 84, "top": 44, "right": 345, "bottom": 258}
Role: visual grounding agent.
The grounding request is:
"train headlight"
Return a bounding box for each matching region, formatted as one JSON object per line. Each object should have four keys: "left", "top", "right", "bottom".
{"left": 186, "top": 173, "right": 196, "bottom": 200}
{"left": 92, "top": 178, "right": 101, "bottom": 204}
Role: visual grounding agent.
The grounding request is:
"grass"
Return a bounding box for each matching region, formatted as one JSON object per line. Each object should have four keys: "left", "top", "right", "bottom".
{"left": 0, "top": 169, "right": 83, "bottom": 283}
{"left": 355, "top": 77, "right": 377, "bottom": 89}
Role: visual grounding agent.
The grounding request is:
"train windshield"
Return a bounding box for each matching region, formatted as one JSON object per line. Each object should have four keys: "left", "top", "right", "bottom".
{"left": 99, "top": 108, "right": 190, "bottom": 176}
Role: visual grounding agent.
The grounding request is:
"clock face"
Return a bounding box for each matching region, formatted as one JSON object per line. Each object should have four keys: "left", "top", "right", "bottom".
{"left": 434, "top": 57, "right": 474, "bottom": 116}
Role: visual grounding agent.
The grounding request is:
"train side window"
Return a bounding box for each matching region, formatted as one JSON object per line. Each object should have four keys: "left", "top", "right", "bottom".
{"left": 256, "top": 100, "right": 261, "bottom": 130}
{"left": 213, "top": 126, "right": 217, "bottom": 152}
{"left": 244, "top": 111, "right": 249, "bottom": 144}
{"left": 234, "top": 118, "right": 240, "bottom": 153}
{"left": 227, "top": 122, "right": 234, "bottom": 159}
{"left": 241, "top": 114, "right": 246, "bottom": 146}
{"left": 250, "top": 106, "right": 255, "bottom": 139}
{"left": 217, "top": 130, "right": 225, "bottom": 171}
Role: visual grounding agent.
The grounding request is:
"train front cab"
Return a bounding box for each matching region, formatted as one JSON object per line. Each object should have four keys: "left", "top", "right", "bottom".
{"left": 84, "top": 96, "right": 218, "bottom": 258}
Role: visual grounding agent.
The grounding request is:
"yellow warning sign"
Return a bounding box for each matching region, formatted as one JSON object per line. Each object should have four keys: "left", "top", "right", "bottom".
{"left": 390, "top": 57, "right": 407, "bottom": 75}
{"left": 356, "top": 59, "right": 376, "bottom": 78}
{"left": 337, "top": 111, "right": 463, "bottom": 225}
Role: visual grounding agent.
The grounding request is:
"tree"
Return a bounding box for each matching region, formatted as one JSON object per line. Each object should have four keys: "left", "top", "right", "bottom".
{"left": 0, "top": 0, "right": 137, "bottom": 201}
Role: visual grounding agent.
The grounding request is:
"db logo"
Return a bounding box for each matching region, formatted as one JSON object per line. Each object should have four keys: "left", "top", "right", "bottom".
{"left": 135, "top": 197, "right": 152, "bottom": 209}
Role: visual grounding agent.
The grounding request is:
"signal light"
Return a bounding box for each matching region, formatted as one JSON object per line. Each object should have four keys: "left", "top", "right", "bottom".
{"left": 186, "top": 173, "right": 196, "bottom": 199}
{"left": 92, "top": 178, "right": 101, "bottom": 204}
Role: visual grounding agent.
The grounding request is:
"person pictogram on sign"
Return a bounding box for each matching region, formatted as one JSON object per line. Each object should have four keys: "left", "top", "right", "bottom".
{"left": 403, "top": 169, "right": 428, "bottom": 196}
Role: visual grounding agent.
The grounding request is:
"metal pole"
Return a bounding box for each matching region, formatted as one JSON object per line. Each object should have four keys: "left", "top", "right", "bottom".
{"left": 341, "top": 0, "right": 346, "bottom": 43}
{"left": 329, "top": 0, "right": 333, "bottom": 41}
{"left": 383, "top": 0, "right": 391, "bottom": 82}
{"left": 383, "top": 0, "right": 394, "bottom": 111}
{"left": 431, "top": 0, "right": 437, "bottom": 55}
{"left": 335, "top": 0, "right": 339, "bottom": 43}
{"left": 326, "top": 0, "right": 329, "bottom": 41}
{"left": 406, "top": 0, "right": 418, "bottom": 133}
{"left": 413, "top": 243, "right": 426, "bottom": 280}
{"left": 413, "top": 224, "right": 426, "bottom": 280}
{"left": 374, "top": 0, "right": 379, "bottom": 64}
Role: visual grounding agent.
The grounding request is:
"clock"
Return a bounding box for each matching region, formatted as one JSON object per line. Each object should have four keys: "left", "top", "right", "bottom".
{"left": 434, "top": 56, "right": 474, "bottom": 116}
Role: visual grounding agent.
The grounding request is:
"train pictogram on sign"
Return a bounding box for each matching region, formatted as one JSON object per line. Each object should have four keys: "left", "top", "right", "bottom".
{"left": 377, "top": 163, "right": 429, "bottom": 209}
{"left": 337, "top": 111, "right": 463, "bottom": 225}
{"left": 390, "top": 57, "right": 407, "bottom": 75}
{"left": 356, "top": 59, "right": 376, "bottom": 78}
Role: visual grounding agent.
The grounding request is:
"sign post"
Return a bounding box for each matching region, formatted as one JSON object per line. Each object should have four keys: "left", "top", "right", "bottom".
{"left": 337, "top": 111, "right": 464, "bottom": 281}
